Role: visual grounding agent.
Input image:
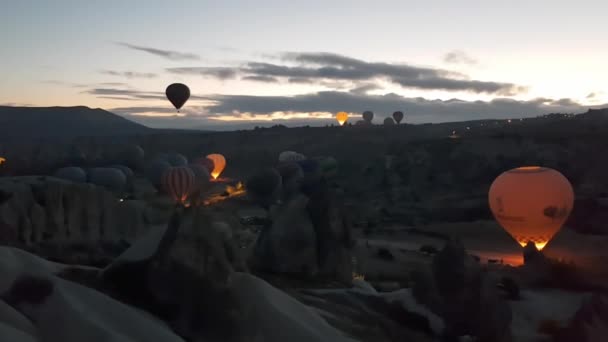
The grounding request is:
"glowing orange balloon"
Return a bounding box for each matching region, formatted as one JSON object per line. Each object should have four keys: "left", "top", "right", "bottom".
{"left": 206, "top": 153, "right": 226, "bottom": 179}
{"left": 336, "top": 112, "right": 349, "bottom": 126}
{"left": 489, "top": 166, "right": 574, "bottom": 250}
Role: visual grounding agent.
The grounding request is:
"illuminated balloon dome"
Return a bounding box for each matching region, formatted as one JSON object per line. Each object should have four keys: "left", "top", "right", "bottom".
{"left": 336, "top": 112, "right": 349, "bottom": 126}
{"left": 488, "top": 166, "right": 574, "bottom": 250}
{"left": 206, "top": 153, "right": 226, "bottom": 180}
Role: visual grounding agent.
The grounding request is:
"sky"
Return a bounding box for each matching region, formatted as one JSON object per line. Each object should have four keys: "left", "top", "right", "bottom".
{"left": 1, "top": 0, "right": 607, "bottom": 130}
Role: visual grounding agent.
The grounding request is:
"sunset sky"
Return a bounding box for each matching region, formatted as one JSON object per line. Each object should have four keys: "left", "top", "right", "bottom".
{"left": 1, "top": 0, "right": 606, "bottom": 130}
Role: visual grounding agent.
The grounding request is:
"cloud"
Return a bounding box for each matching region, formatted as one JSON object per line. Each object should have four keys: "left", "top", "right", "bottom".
{"left": 84, "top": 87, "right": 211, "bottom": 101}
{"left": 100, "top": 70, "right": 158, "bottom": 79}
{"left": 242, "top": 75, "right": 279, "bottom": 82}
{"left": 165, "top": 52, "right": 522, "bottom": 95}
{"left": 166, "top": 67, "right": 238, "bottom": 79}
{"left": 349, "top": 83, "right": 381, "bottom": 95}
{"left": 443, "top": 50, "right": 478, "bottom": 65}
{"left": 41, "top": 80, "right": 88, "bottom": 88}
{"left": 116, "top": 42, "right": 200, "bottom": 61}
{"left": 204, "top": 91, "right": 593, "bottom": 123}
{"left": 108, "top": 90, "right": 602, "bottom": 130}
{"left": 98, "top": 82, "right": 129, "bottom": 86}
{"left": 587, "top": 92, "right": 596, "bottom": 99}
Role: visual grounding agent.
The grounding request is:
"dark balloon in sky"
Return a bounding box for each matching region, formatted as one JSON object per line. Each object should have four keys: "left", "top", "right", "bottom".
{"left": 165, "top": 83, "right": 190, "bottom": 111}
{"left": 393, "top": 111, "right": 404, "bottom": 124}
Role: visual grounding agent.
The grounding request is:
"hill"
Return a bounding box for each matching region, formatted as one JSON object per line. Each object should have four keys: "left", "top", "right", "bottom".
{"left": 0, "top": 106, "right": 151, "bottom": 141}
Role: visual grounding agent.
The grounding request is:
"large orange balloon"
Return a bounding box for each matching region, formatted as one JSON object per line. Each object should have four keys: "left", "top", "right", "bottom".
{"left": 206, "top": 153, "right": 226, "bottom": 179}
{"left": 489, "top": 166, "right": 574, "bottom": 250}
{"left": 336, "top": 112, "right": 349, "bottom": 126}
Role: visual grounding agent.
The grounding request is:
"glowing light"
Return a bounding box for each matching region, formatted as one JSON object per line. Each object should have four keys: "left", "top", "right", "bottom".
{"left": 508, "top": 119, "right": 512, "bottom": 123}
{"left": 516, "top": 240, "right": 548, "bottom": 251}
{"left": 0, "top": 157, "right": 5, "bottom": 165}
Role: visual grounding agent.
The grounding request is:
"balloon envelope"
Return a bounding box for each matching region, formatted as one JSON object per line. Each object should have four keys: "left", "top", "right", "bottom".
{"left": 54, "top": 167, "right": 87, "bottom": 183}
{"left": 206, "top": 153, "right": 226, "bottom": 179}
{"left": 88, "top": 167, "right": 127, "bottom": 193}
{"left": 488, "top": 166, "right": 574, "bottom": 250}
{"left": 336, "top": 112, "right": 349, "bottom": 126}
{"left": 162, "top": 166, "right": 196, "bottom": 204}
{"left": 278, "top": 151, "right": 305, "bottom": 163}
{"left": 167, "top": 153, "right": 188, "bottom": 167}
{"left": 362, "top": 111, "right": 374, "bottom": 123}
{"left": 165, "top": 83, "right": 190, "bottom": 110}
{"left": 393, "top": 111, "right": 404, "bottom": 124}
{"left": 383, "top": 117, "right": 395, "bottom": 125}
{"left": 194, "top": 157, "right": 215, "bottom": 174}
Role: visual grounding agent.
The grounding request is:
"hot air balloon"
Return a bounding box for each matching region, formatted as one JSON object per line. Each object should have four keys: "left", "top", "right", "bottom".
{"left": 54, "top": 167, "right": 87, "bottom": 183}
{"left": 383, "top": 117, "right": 395, "bottom": 126}
{"left": 88, "top": 167, "right": 128, "bottom": 193}
{"left": 278, "top": 151, "right": 306, "bottom": 163}
{"left": 206, "top": 153, "right": 226, "bottom": 180}
{"left": 122, "top": 145, "right": 145, "bottom": 170}
{"left": 488, "top": 166, "right": 574, "bottom": 250}
{"left": 167, "top": 152, "right": 188, "bottom": 167}
{"left": 145, "top": 159, "right": 171, "bottom": 188}
{"left": 362, "top": 111, "right": 374, "bottom": 123}
{"left": 246, "top": 168, "right": 282, "bottom": 209}
{"left": 316, "top": 156, "right": 339, "bottom": 179}
{"left": 109, "top": 165, "right": 134, "bottom": 179}
{"left": 0, "top": 157, "right": 5, "bottom": 165}
{"left": 336, "top": 112, "right": 349, "bottom": 126}
{"left": 165, "top": 83, "right": 190, "bottom": 112}
{"left": 393, "top": 111, "right": 404, "bottom": 124}
{"left": 188, "top": 163, "right": 210, "bottom": 190}
{"left": 162, "top": 166, "right": 196, "bottom": 204}
{"left": 194, "top": 157, "right": 215, "bottom": 174}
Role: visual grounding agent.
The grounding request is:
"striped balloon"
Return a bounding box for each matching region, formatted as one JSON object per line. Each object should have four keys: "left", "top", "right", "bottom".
{"left": 161, "top": 166, "right": 196, "bottom": 204}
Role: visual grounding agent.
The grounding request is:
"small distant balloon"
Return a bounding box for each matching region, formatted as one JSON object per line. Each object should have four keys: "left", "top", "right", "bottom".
{"left": 362, "top": 111, "right": 374, "bottom": 123}
{"left": 165, "top": 83, "right": 190, "bottom": 112}
{"left": 383, "top": 117, "right": 395, "bottom": 126}
{"left": 206, "top": 153, "right": 226, "bottom": 180}
{"left": 393, "top": 111, "right": 404, "bottom": 124}
{"left": 336, "top": 112, "right": 349, "bottom": 126}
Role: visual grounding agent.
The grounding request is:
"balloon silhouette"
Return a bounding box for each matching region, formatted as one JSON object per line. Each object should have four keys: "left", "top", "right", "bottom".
{"left": 194, "top": 157, "right": 215, "bottom": 174}
{"left": 383, "top": 117, "right": 395, "bottom": 126}
{"left": 362, "top": 111, "right": 374, "bottom": 123}
{"left": 206, "top": 153, "right": 226, "bottom": 180}
{"left": 162, "top": 166, "right": 196, "bottom": 204}
{"left": 488, "top": 166, "right": 574, "bottom": 250}
{"left": 393, "top": 111, "right": 404, "bottom": 124}
{"left": 336, "top": 112, "right": 349, "bottom": 126}
{"left": 165, "top": 83, "right": 190, "bottom": 112}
